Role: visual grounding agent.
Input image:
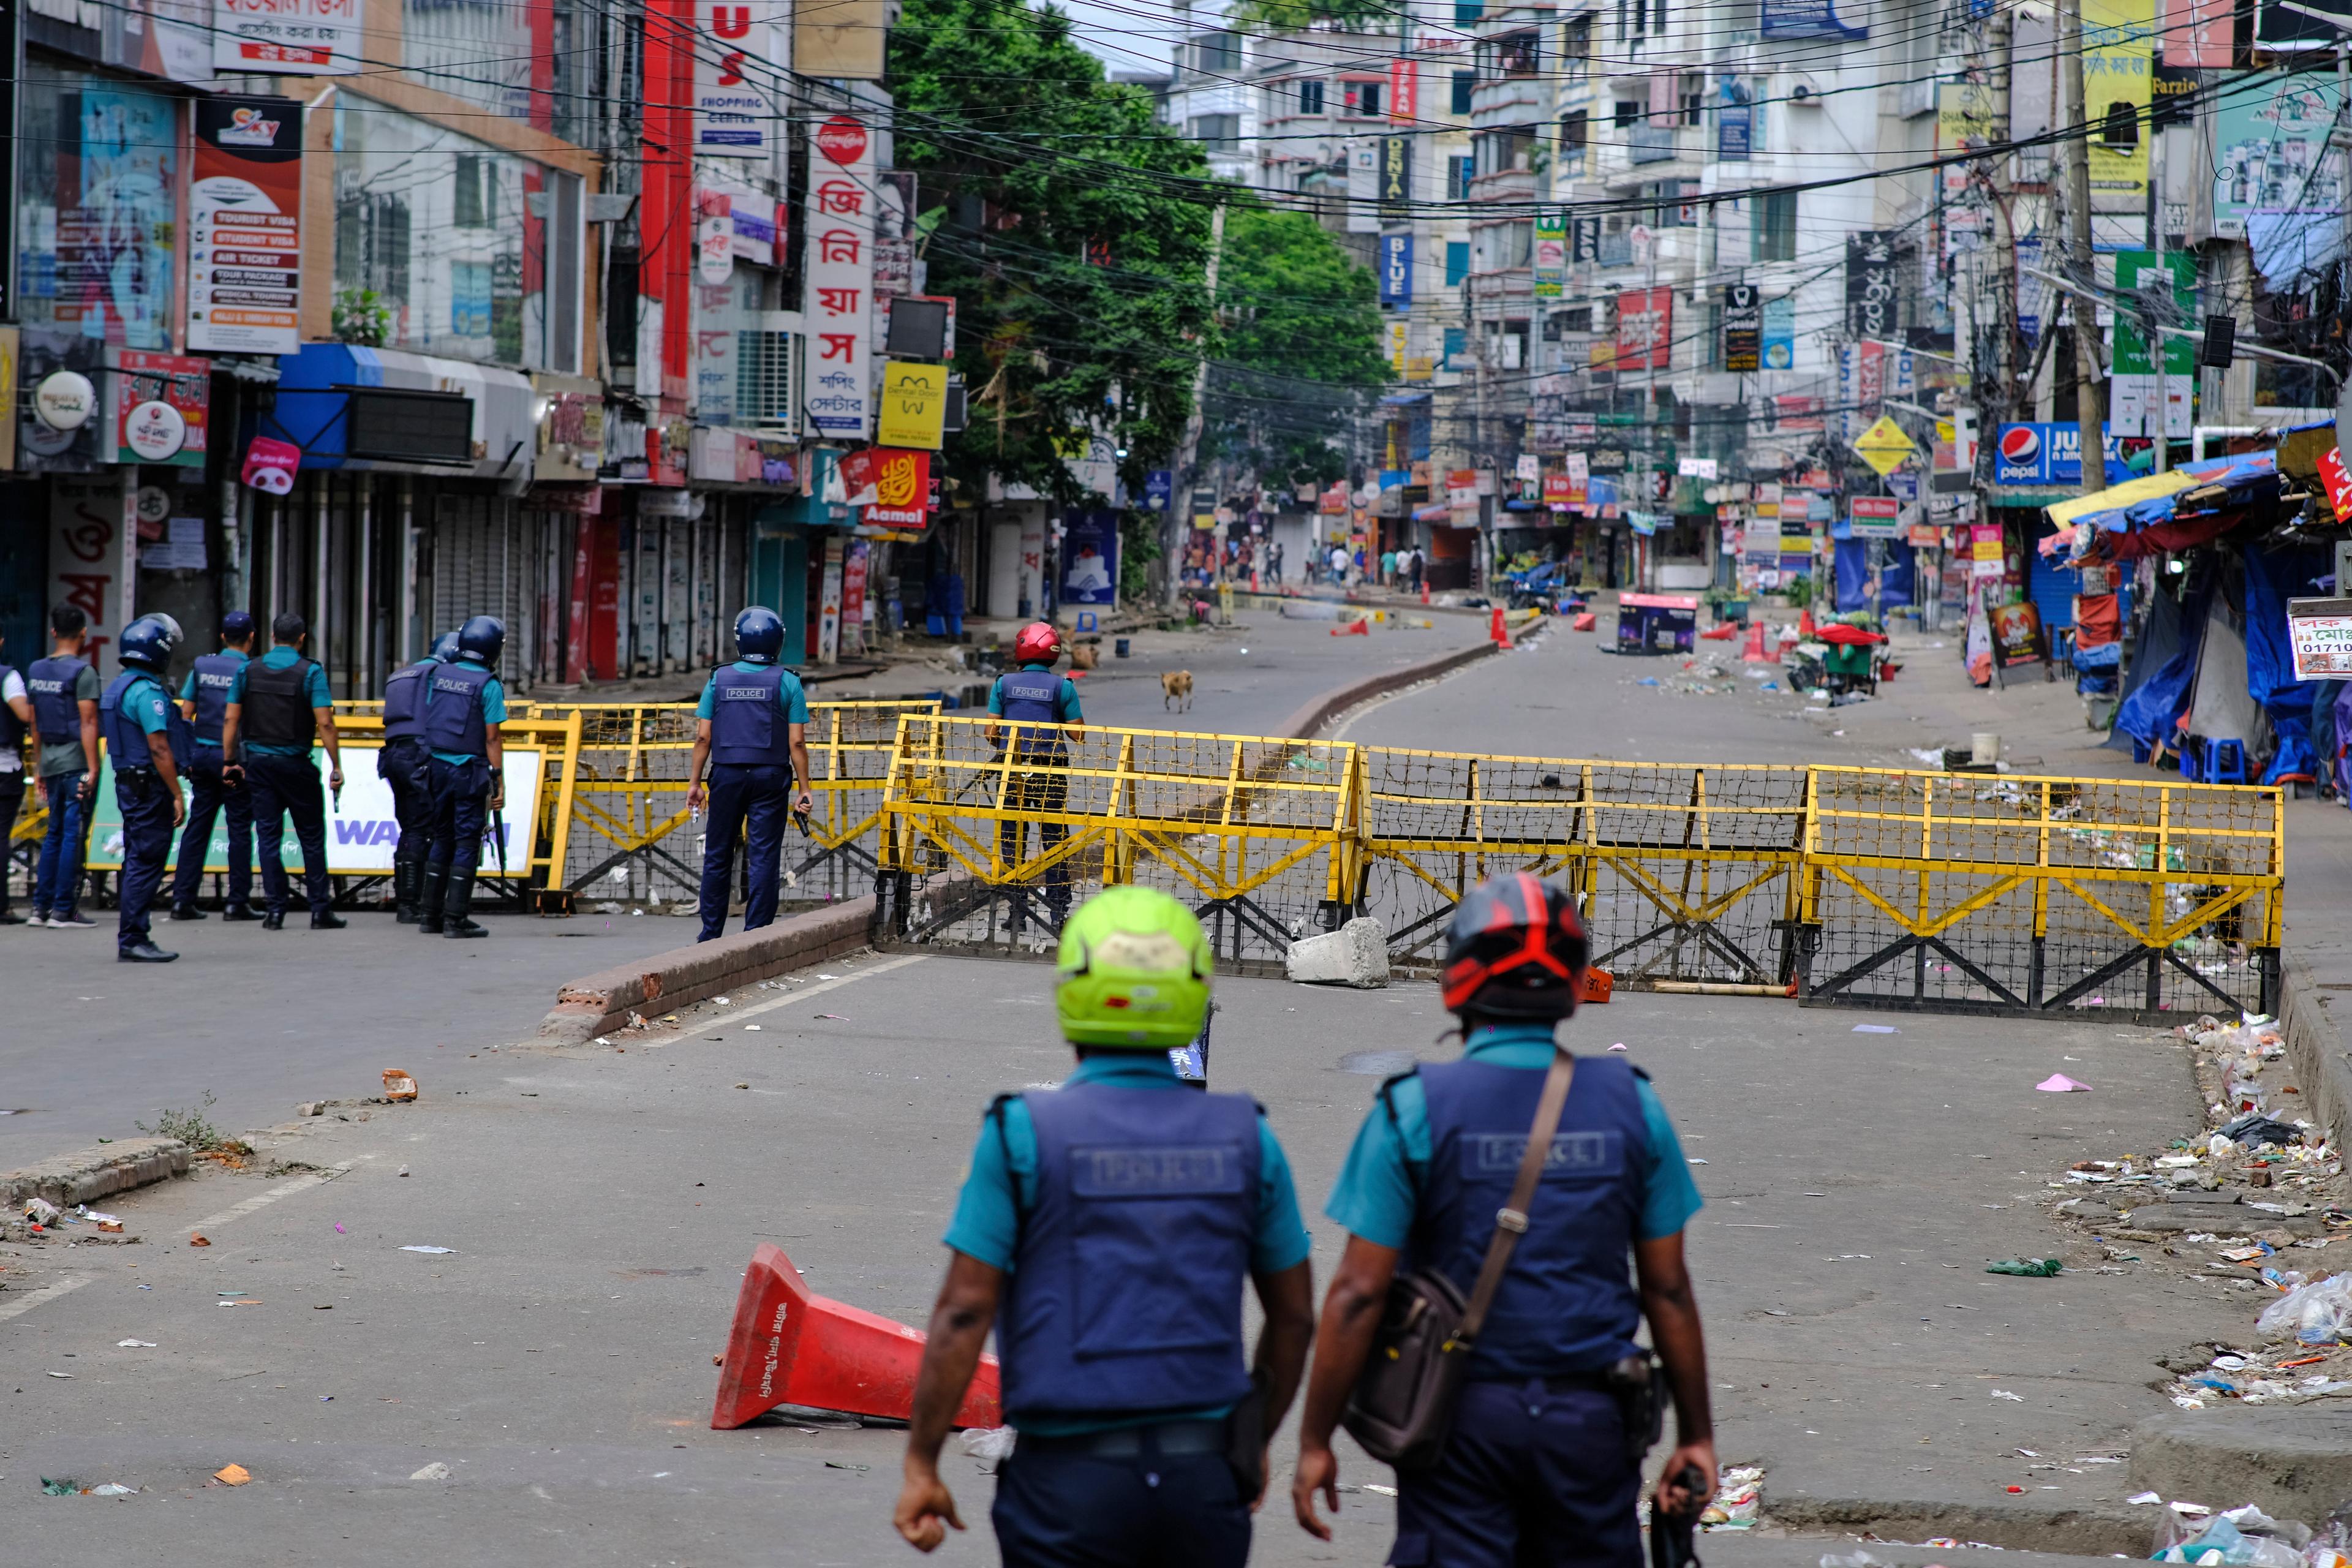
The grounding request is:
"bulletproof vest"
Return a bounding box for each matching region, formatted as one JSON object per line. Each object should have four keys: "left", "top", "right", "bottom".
{"left": 0, "top": 665, "right": 23, "bottom": 753}
{"left": 1400, "top": 1053, "right": 1648, "bottom": 1381}
{"left": 381, "top": 659, "right": 434, "bottom": 742}
{"left": 240, "top": 656, "right": 318, "bottom": 748}
{"left": 997, "top": 1083, "right": 1258, "bottom": 1425}
{"left": 707, "top": 664, "right": 794, "bottom": 768}
{"left": 100, "top": 671, "right": 192, "bottom": 774}
{"left": 995, "top": 667, "right": 1065, "bottom": 760}
{"left": 28, "top": 654, "right": 89, "bottom": 744}
{"left": 188, "top": 652, "right": 244, "bottom": 745}
{"left": 422, "top": 661, "right": 494, "bottom": 756}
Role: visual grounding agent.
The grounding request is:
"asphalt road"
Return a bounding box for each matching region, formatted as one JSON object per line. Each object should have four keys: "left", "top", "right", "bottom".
{"left": 3, "top": 952, "right": 2231, "bottom": 1564}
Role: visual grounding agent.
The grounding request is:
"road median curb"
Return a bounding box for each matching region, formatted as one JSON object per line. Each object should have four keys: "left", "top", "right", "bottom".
{"left": 2278, "top": 944, "right": 2352, "bottom": 1152}
{"left": 1, "top": 1136, "right": 192, "bottom": 1211}
{"left": 1767, "top": 1493, "right": 2145, "bottom": 1555}
{"left": 538, "top": 896, "right": 877, "bottom": 1043}
{"left": 1275, "top": 636, "right": 1502, "bottom": 741}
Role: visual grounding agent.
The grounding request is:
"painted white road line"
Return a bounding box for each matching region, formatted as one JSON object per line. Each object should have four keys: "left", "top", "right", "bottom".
{"left": 0, "top": 1274, "right": 91, "bottom": 1324}
{"left": 682, "top": 954, "right": 927, "bottom": 1030}
{"left": 186, "top": 1156, "right": 371, "bottom": 1234}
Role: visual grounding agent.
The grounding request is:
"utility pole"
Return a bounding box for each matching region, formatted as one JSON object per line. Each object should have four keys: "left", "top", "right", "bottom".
{"left": 2056, "top": 0, "right": 2104, "bottom": 496}
{"left": 1169, "top": 200, "right": 1227, "bottom": 608}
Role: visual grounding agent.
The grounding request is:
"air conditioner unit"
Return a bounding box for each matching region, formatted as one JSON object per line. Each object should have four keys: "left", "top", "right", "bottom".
{"left": 736, "top": 330, "right": 798, "bottom": 435}
{"left": 1786, "top": 74, "right": 1824, "bottom": 105}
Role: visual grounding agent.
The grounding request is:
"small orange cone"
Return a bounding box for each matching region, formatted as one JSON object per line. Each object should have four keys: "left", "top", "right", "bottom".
{"left": 1571, "top": 612, "right": 1597, "bottom": 633}
{"left": 1741, "top": 620, "right": 1776, "bottom": 663}
{"left": 1420, "top": 582, "right": 1430, "bottom": 606}
{"left": 1329, "top": 618, "right": 1370, "bottom": 637}
{"left": 711, "top": 1243, "right": 1001, "bottom": 1430}
{"left": 1489, "top": 606, "right": 1512, "bottom": 647}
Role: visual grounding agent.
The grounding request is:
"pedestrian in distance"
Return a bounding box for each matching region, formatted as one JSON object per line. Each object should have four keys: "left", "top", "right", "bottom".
{"left": 1381, "top": 546, "right": 1397, "bottom": 586}
{"left": 985, "top": 621, "right": 1083, "bottom": 929}
{"left": 169, "top": 610, "right": 262, "bottom": 922}
{"left": 379, "top": 630, "right": 459, "bottom": 924}
{"left": 894, "top": 885, "right": 1317, "bottom": 1567}
{"left": 1292, "top": 872, "right": 1716, "bottom": 1565}
{"left": 220, "top": 612, "right": 347, "bottom": 932}
{"left": 1329, "top": 543, "right": 1350, "bottom": 586}
{"left": 416, "top": 614, "right": 507, "bottom": 939}
{"left": 684, "top": 606, "right": 813, "bottom": 944}
{"left": 100, "top": 614, "right": 192, "bottom": 962}
{"left": 0, "top": 628, "right": 36, "bottom": 925}
{"left": 27, "top": 603, "right": 102, "bottom": 929}
{"left": 1409, "top": 546, "right": 1426, "bottom": 593}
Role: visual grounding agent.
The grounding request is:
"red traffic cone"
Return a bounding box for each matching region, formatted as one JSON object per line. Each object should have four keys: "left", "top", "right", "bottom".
{"left": 1741, "top": 620, "right": 1776, "bottom": 663}
{"left": 711, "top": 1243, "right": 1002, "bottom": 1430}
{"left": 1329, "top": 617, "right": 1370, "bottom": 637}
{"left": 1489, "top": 606, "right": 1512, "bottom": 647}
{"left": 1419, "top": 582, "right": 1430, "bottom": 606}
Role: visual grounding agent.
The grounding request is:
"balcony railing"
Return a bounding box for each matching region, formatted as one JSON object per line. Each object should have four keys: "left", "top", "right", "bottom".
{"left": 1628, "top": 123, "right": 1682, "bottom": 165}
{"left": 1468, "top": 167, "right": 1537, "bottom": 202}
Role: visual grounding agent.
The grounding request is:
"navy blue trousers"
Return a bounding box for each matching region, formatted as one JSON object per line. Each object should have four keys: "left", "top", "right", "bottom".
{"left": 990, "top": 1441, "right": 1249, "bottom": 1568}
{"left": 697, "top": 762, "right": 790, "bottom": 941}
{"left": 424, "top": 755, "right": 491, "bottom": 872}
{"left": 1388, "top": 1382, "right": 1642, "bottom": 1567}
{"left": 171, "top": 748, "right": 253, "bottom": 908}
{"left": 113, "top": 771, "right": 175, "bottom": 951}
{"left": 34, "top": 774, "right": 89, "bottom": 916}
{"left": 379, "top": 736, "right": 433, "bottom": 861}
{"left": 247, "top": 751, "right": 332, "bottom": 915}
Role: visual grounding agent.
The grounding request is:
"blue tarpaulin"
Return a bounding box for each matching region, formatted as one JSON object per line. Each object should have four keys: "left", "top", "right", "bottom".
{"left": 2113, "top": 575, "right": 2211, "bottom": 755}
{"left": 1834, "top": 538, "right": 1869, "bottom": 611}
{"left": 1881, "top": 543, "right": 1915, "bottom": 606}
{"left": 2242, "top": 541, "right": 2334, "bottom": 783}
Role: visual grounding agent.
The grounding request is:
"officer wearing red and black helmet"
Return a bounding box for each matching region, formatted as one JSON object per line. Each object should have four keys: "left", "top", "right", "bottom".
{"left": 982, "top": 622, "right": 1084, "bottom": 927}
{"left": 1291, "top": 873, "right": 1716, "bottom": 1564}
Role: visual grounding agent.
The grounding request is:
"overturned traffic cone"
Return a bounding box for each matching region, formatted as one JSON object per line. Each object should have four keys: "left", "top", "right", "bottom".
{"left": 1329, "top": 617, "right": 1370, "bottom": 637}
{"left": 711, "top": 1243, "right": 1001, "bottom": 1430}
{"left": 1741, "top": 619, "right": 1776, "bottom": 663}
{"left": 1698, "top": 622, "right": 1738, "bottom": 641}
{"left": 1489, "top": 606, "right": 1512, "bottom": 647}
{"left": 1571, "top": 611, "right": 1597, "bottom": 632}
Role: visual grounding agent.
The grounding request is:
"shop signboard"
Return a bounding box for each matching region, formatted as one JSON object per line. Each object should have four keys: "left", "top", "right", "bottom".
{"left": 189, "top": 96, "right": 304, "bottom": 355}
{"left": 804, "top": 113, "right": 876, "bottom": 437}
{"left": 2287, "top": 597, "right": 2352, "bottom": 679}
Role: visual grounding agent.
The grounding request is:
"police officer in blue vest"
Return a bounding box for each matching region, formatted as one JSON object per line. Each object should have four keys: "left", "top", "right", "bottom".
{"left": 168, "top": 611, "right": 262, "bottom": 922}
{"left": 1291, "top": 873, "right": 1715, "bottom": 1564}
{"left": 683, "top": 607, "right": 812, "bottom": 943}
{"left": 418, "top": 614, "right": 507, "bottom": 940}
{"left": 986, "top": 622, "right": 1084, "bottom": 928}
{"left": 221, "top": 613, "right": 348, "bottom": 932}
{"left": 380, "top": 630, "right": 458, "bottom": 924}
{"left": 28, "top": 603, "right": 103, "bottom": 929}
{"left": 100, "top": 615, "right": 193, "bottom": 963}
{"left": 894, "top": 885, "right": 1316, "bottom": 1567}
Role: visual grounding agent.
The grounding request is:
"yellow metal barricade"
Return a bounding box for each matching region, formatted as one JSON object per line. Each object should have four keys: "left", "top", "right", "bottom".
{"left": 879, "top": 714, "right": 1357, "bottom": 968}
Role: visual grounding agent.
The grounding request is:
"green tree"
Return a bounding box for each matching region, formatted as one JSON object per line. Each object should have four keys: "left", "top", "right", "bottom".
{"left": 889, "top": 0, "right": 1219, "bottom": 509}
{"left": 1203, "top": 206, "right": 1388, "bottom": 490}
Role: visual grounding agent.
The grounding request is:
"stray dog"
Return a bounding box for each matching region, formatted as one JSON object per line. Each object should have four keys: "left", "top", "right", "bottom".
{"left": 1069, "top": 642, "right": 1099, "bottom": 671}
{"left": 1162, "top": 669, "right": 1194, "bottom": 712}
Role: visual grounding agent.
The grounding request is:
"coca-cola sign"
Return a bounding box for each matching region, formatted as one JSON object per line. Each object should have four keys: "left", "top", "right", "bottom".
{"left": 815, "top": 115, "right": 868, "bottom": 167}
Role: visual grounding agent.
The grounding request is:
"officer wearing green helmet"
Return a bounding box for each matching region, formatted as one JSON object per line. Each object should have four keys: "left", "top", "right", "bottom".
{"left": 894, "top": 884, "right": 1316, "bottom": 1567}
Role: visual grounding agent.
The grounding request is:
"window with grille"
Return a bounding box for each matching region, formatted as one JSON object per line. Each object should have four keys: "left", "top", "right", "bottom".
{"left": 736, "top": 330, "right": 797, "bottom": 431}
{"left": 1300, "top": 80, "right": 1325, "bottom": 114}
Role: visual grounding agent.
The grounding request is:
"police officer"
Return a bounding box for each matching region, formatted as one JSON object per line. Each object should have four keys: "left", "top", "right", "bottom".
{"left": 169, "top": 611, "right": 262, "bottom": 922}
{"left": 984, "top": 622, "right": 1084, "bottom": 927}
{"left": 418, "top": 614, "right": 507, "bottom": 940}
{"left": 1291, "top": 873, "right": 1716, "bottom": 1563}
{"left": 683, "top": 607, "right": 812, "bottom": 943}
{"left": 894, "top": 885, "right": 1316, "bottom": 1566}
{"left": 28, "top": 603, "right": 102, "bottom": 929}
{"left": 0, "top": 630, "right": 36, "bottom": 925}
{"left": 220, "top": 612, "right": 348, "bottom": 932}
{"left": 100, "top": 615, "right": 192, "bottom": 963}
{"left": 380, "top": 630, "right": 458, "bottom": 924}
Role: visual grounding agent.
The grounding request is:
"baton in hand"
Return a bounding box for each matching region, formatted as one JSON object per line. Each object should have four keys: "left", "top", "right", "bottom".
{"left": 491, "top": 806, "right": 509, "bottom": 876}
{"left": 1648, "top": 1464, "right": 1706, "bottom": 1568}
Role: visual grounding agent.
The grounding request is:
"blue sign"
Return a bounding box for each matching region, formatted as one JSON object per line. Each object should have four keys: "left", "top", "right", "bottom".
{"left": 1717, "top": 80, "right": 1752, "bottom": 161}
{"left": 1060, "top": 509, "right": 1120, "bottom": 607}
{"left": 1761, "top": 0, "right": 1867, "bottom": 37}
{"left": 1994, "top": 423, "right": 2131, "bottom": 486}
{"left": 1761, "top": 296, "right": 1795, "bottom": 369}
{"left": 1142, "top": 469, "right": 1173, "bottom": 512}
{"left": 1380, "top": 233, "right": 1413, "bottom": 307}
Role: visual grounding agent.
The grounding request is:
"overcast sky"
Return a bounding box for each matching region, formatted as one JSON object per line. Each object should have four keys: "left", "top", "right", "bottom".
{"left": 1050, "top": 0, "right": 1196, "bottom": 75}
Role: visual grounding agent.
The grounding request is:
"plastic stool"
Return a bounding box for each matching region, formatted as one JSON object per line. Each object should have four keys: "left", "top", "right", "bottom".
{"left": 2207, "top": 739, "right": 2247, "bottom": 785}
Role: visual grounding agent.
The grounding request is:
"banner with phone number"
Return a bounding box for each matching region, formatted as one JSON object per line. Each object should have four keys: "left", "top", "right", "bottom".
{"left": 81, "top": 744, "right": 545, "bottom": 877}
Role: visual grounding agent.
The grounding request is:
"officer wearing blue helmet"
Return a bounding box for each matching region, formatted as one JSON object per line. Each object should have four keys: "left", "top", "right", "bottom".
{"left": 683, "top": 606, "right": 812, "bottom": 942}
{"left": 100, "top": 614, "right": 192, "bottom": 963}
{"left": 169, "top": 610, "right": 262, "bottom": 922}
{"left": 379, "top": 630, "right": 458, "bottom": 924}
{"left": 418, "top": 614, "right": 507, "bottom": 939}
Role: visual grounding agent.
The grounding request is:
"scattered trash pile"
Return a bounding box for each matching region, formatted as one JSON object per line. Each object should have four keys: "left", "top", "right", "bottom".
{"left": 1700, "top": 1464, "right": 1763, "bottom": 1532}
{"left": 7, "top": 1198, "right": 127, "bottom": 1243}
{"left": 1629, "top": 659, "right": 1754, "bottom": 699}
{"left": 2138, "top": 1500, "right": 2352, "bottom": 1565}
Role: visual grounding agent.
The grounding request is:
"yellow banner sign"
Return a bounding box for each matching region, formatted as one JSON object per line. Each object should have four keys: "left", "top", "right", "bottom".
{"left": 1852, "top": 414, "right": 1918, "bottom": 475}
{"left": 876, "top": 361, "right": 948, "bottom": 450}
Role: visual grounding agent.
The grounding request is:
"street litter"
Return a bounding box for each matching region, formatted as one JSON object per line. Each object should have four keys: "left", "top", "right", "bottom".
{"left": 399, "top": 1245, "right": 458, "bottom": 1255}
{"left": 86, "top": 1484, "right": 134, "bottom": 1496}
{"left": 815, "top": 1013, "right": 848, "bottom": 1020}
{"left": 1989, "top": 1389, "right": 2025, "bottom": 1401}
{"left": 397, "top": 1166, "right": 409, "bottom": 1177}
{"left": 47, "top": 1371, "right": 74, "bottom": 1378}
{"left": 1852, "top": 1025, "right": 1898, "bottom": 1034}
{"left": 960, "top": 1427, "right": 1017, "bottom": 1461}
{"left": 1700, "top": 1464, "right": 1763, "bottom": 1531}
{"left": 2036, "top": 1074, "right": 2092, "bottom": 1093}
{"left": 1363, "top": 1483, "right": 1400, "bottom": 1498}
{"left": 382, "top": 1070, "right": 418, "bottom": 1102}
{"left": 116, "top": 1340, "right": 155, "bottom": 1348}
{"left": 744, "top": 1025, "right": 763, "bottom": 1032}
{"left": 2153, "top": 1502, "right": 2322, "bottom": 1564}
{"left": 824, "top": 1461, "right": 870, "bottom": 1472}
{"left": 410, "top": 1462, "right": 452, "bottom": 1481}
{"left": 2130, "top": 1491, "right": 2164, "bottom": 1504}
{"left": 23, "top": 1197, "right": 60, "bottom": 1225}
{"left": 1986, "top": 1258, "right": 2064, "bottom": 1276}
{"left": 211, "top": 1464, "right": 251, "bottom": 1486}
{"left": 39, "top": 1479, "right": 80, "bottom": 1494}
{"left": 189, "top": 1234, "right": 209, "bottom": 1247}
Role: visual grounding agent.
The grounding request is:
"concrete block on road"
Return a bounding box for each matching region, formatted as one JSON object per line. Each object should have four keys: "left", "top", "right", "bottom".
{"left": 1286, "top": 916, "right": 1390, "bottom": 989}
{"left": 2132, "top": 1404, "right": 2352, "bottom": 1519}
{"left": 1, "top": 1136, "right": 191, "bottom": 1210}
{"left": 540, "top": 897, "right": 878, "bottom": 1042}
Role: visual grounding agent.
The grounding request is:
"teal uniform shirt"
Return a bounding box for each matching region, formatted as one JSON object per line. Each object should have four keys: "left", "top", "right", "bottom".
{"left": 429, "top": 656, "right": 508, "bottom": 766}
{"left": 118, "top": 673, "right": 173, "bottom": 745}
{"left": 179, "top": 649, "right": 249, "bottom": 747}
{"left": 1325, "top": 1022, "right": 1704, "bottom": 1250}
{"left": 227, "top": 646, "right": 333, "bottom": 757}
{"left": 694, "top": 660, "right": 813, "bottom": 723}
{"left": 986, "top": 662, "right": 1084, "bottom": 723}
{"left": 944, "top": 1050, "right": 1311, "bottom": 1436}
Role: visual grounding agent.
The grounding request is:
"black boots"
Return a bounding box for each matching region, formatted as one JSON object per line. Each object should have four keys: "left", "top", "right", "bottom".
{"left": 393, "top": 856, "right": 424, "bottom": 925}
{"left": 418, "top": 864, "right": 448, "bottom": 935}
{"left": 221, "top": 902, "right": 264, "bottom": 922}
{"left": 311, "top": 908, "right": 348, "bottom": 929}
{"left": 442, "top": 870, "right": 488, "bottom": 938}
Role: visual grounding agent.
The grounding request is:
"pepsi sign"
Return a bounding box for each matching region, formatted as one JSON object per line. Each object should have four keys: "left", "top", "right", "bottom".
{"left": 1994, "top": 422, "right": 2128, "bottom": 486}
